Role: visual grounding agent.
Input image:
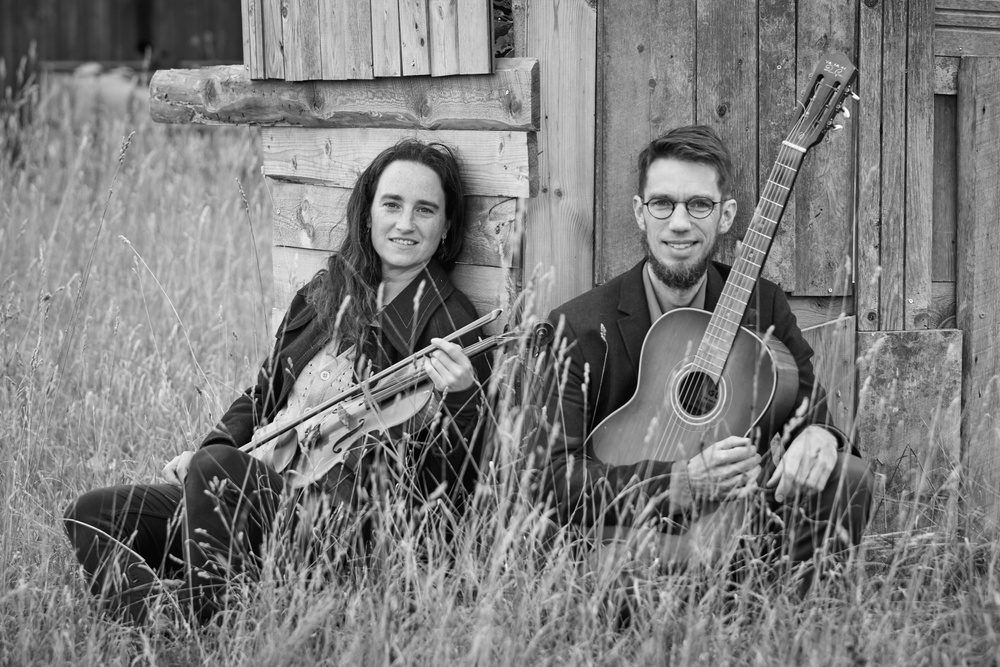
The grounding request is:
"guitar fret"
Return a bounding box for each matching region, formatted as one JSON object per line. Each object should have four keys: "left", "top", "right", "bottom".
{"left": 768, "top": 181, "right": 790, "bottom": 191}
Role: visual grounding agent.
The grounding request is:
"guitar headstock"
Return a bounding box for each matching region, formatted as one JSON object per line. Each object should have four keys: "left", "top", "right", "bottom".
{"left": 788, "top": 52, "right": 858, "bottom": 150}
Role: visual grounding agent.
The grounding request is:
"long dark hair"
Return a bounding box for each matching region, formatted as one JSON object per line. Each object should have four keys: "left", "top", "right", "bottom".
{"left": 306, "top": 139, "right": 468, "bottom": 353}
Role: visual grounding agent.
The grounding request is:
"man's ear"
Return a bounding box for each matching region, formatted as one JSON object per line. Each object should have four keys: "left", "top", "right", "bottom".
{"left": 718, "top": 198, "right": 737, "bottom": 235}
{"left": 632, "top": 195, "right": 647, "bottom": 232}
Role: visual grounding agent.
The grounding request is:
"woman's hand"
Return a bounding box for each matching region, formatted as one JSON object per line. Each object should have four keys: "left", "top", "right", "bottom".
{"left": 162, "top": 450, "right": 195, "bottom": 486}
{"left": 423, "top": 337, "right": 475, "bottom": 393}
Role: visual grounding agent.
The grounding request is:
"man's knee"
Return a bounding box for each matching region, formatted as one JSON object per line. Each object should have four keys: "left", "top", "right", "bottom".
{"left": 830, "top": 454, "right": 875, "bottom": 507}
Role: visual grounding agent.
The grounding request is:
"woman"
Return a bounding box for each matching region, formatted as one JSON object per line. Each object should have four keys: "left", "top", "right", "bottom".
{"left": 64, "top": 139, "right": 491, "bottom": 624}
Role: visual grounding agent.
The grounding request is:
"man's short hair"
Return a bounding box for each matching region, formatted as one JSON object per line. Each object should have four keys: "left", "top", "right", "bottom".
{"left": 636, "top": 125, "right": 734, "bottom": 198}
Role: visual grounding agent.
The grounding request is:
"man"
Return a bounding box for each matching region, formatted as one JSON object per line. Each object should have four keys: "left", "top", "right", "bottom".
{"left": 533, "top": 125, "right": 872, "bottom": 581}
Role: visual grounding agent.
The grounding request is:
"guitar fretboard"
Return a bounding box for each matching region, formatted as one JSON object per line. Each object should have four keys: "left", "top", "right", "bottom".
{"left": 695, "top": 145, "right": 807, "bottom": 380}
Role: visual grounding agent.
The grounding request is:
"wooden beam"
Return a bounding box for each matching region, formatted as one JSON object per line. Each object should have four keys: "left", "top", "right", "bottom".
{"left": 788, "top": 295, "right": 855, "bottom": 331}
{"left": 856, "top": 330, "right": 962, "bottom": 535}
{"left": 272, "top": 246, "right": 515, "bottom": 336}
{"left": 399, "top": 0, "right": 431, "bottom": 76}
{"left": 881, "top": 0, "right": 908, "bottom": 330}
{"left": 263, "top": 0, "right": 285, "bottom": 79}
{"left": 957, "top": 55, "right": 1000, "bottom": 530}
{"left": 318, "top": 0, "right": 373, "bottom": 80}
{"left": 429, "top": 0, "right": 461, "bottom": 76}
{"left": 933, "top": 95, "right": 959, "bottom": 283}
{"left": 149, "top": 59, "right": 539, "bottom": 131}
{"left": 936, "top": 0, "right": 1000, "bottom": 56}
{"left": 262, "top": 127, "right": 537, "bottom": 198}
{"left": 936, "top": 56, "right": 959, "bottom": 95}
{"left": 522, "top": 0, "right": 596, "bottom": 313}
{"left": 595, "top": 0, "right": 695, "bottom": 285}
{"left": 283, "top": 0, "right": 322, "bottom": 81}
{"left": 268, "top": 179, "right": 520, "bottom": 268}
{"left": 241, "top": 0, "right": 265, "bottom": 78}
{"left": 371, "top": 0, "right": 403, "bottom": 77}
{"left": 906, "top": 0, "right": 935, "bottom": 330}
{"left": 757, "top": 0, "right": 798, "bottom": 291}
{"left": 856, "top": 0, "right": 883, "bottom": 331}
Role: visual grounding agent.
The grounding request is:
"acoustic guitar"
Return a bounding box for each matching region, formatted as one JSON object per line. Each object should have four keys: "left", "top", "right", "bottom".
{"left": 589, "top": 52, "right": 858, "bottom": 564}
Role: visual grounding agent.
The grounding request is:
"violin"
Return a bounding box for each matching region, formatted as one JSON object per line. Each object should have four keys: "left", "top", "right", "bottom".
{"left": 240, "top": 309, "right": 512, "bottom": 489}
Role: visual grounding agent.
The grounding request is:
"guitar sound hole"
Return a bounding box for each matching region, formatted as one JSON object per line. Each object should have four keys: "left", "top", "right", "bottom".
{"left": 676, "top": 371, "right": 720, "bottom": 417}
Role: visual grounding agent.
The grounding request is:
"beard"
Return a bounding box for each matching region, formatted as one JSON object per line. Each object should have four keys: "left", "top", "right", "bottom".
{"left": 639, "top": 231, "right": 720, "bottom": 292}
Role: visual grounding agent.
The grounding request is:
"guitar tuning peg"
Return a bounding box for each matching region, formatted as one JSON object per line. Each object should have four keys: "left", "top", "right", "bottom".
{"left": 840, "top": 107, "right": 851, "bottom": 119}
{"left": 831, "top": 124, "right": 844, "bottom": 132}
{"left": 850, "top": 91, "right": 860, "bottom": 101}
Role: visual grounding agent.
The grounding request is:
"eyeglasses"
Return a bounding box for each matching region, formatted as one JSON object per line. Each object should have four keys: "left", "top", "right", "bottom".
{"left": 641, "top": 196, "right": 722, "bottom": 220}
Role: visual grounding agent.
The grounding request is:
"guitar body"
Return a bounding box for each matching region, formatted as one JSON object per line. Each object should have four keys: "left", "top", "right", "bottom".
{"left": 591, "top": 308, "right": 800, "bottom": 465}
{"left": 589, "top": 308, "right": 800, "bottom": 565}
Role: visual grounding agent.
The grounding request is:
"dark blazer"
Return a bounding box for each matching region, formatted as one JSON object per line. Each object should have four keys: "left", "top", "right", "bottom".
{"left": 537, "top": 259, "right": 846, "bottom": 528}
{"left": 199, "top": 260, "right": 490, "bottom": 510}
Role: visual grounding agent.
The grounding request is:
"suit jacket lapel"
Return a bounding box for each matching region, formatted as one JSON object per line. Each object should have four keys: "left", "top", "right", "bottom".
{"left": 616, "top": 261, "right": 652, "bottom": 372}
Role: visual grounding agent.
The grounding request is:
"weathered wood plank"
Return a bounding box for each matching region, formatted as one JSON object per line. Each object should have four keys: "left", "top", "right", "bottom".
{"left": 933, "top": 95, "right": 958, "bottom": 283}
{"left": 268, "top": 179, "right": 519, "bottom": 268}
{"left": 318, "top": 0, "right": 373, "bottom": 80}
{"left": 856, "top": 330, "right": 963, "bottom": 535}
{"left": 371, "top": 0, "right": 403, "bottom": 77}
{"left": 283, "top": 0, "right": 323, "bottom": 81}
{"left": 957, "top": 56, "right": 1000, "bottom": 530}
{"left": 400, "top": 0, "right": 432, "bottom": 76}
{"left": 757, "top": 0, "right": 798, "bottom": 292}
{"left": 149, "top": 59, "right": 539, "bottom": 131}
{"left": 936, "top": 56, "right": 959, "bottom": 95}
{"left": 794, "top": 0, "right": 857, "bottom": 296}
{"left": 272, "top": 245, "right": 514, "bottom": 336}
{"left": 936, "top": 1, "right": 1000, "bottom": 55}
{"left": 241, "top": 0, "right": 265, "bottom": 78}
{"left": 788, "top": 295, "right": 855, "bottom": 331}
{"left": 856, "top": 0, "right": 883, "bottom": 331}
{"left": 429, "top": 0, "right": 461, "bottom": 76}
{"left": 881, "top": 0, "right": 908, "bottom": 330}
{"left": 596, "top": 0, "right": 696, "bottom": 284}
{"left": 936, "top": 28, "right": 1000, "bottom": 57}
{"left": 458, "top": 0, "right": 492, "bottom": 74}
{"left": 802, "top": 316, "right": 856, "bottom": 436}
{"left": 906, "top": 0, "right": 935, "bottom": 330}
{"left": 522, "top": 0, "right": 596, "bottom": 314}
{"left": 930, "top": 280, "right": 957, "bottom": 329}
{"left": 263, "top": 0, "right": 285, "bottom": 79}
{"left": 262, "top": 127, "right": 537, "bottom": 198}
{"left": 696, "top": 0, "right": 757, "bottom": 274}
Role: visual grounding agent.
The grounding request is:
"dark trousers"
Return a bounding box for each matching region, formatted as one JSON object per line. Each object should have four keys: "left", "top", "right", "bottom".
{"left": 64, "top": 445, "right": 285, "bottom": 624}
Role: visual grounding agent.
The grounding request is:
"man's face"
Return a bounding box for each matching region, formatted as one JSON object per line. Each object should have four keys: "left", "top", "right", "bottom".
{"left": 632, "top": 157, "right": 736, "bottom": 291}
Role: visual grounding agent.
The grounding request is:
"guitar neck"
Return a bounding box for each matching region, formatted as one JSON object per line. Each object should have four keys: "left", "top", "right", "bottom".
{"left": 697, "top": 144, "right": 807, "bottom": 379}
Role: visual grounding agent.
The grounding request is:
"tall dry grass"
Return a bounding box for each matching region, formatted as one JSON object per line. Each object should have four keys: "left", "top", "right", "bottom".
{"left": 1, "top": 76, "right": 999, "bottom": 666}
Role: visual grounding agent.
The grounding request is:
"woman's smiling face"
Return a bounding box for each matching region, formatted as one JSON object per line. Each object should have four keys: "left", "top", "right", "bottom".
{"left": 370, "top": 160, "right": 449, "bottom": 280}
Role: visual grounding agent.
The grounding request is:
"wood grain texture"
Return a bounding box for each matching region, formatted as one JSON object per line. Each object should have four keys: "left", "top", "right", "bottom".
{"left": 596, "top": 0, "right": 696, "bottom": 284}
{"left": 936, "top": 56, "right": 959, "bottom": 95}
{"left": 856, "top": 0, "right": 883, "bottom": 332}
{"left": 429, "top": 0, "right": 461, "bottom": 76}
{"left": 268, "top": 179, "right": 519, "bottom": 268}
{"left": 936, "top": 0, "right": 1000, "bottom": 56}
{"left": 263, "top": 0, "right": 285, "bottom": 79}
{"left": 957, "top": 56, "right": 1000, "bottom": 529}
{"left": 272, "top": 245, "right": 515, "bottom": 336}
{"left": 149, "top": 60, "right": 539, "bottom": 130}
{"left": 457, "top": 0, "right": 492, "bottom": 74}
{"left": 788, "top": 295, "right": 855, "bottom": 330}
{"left": 400, "top": 0, "right": 432, "bottom": 76}
{"left": 261, "top": 127, "right": 537, "bottom": 197}
{"left": 933, "top": 95, "right": 958, "bottom": 283}
{"left": 371, "top": 0, "right": 403, "bottom": 77}
{"left": 283, "top": 0, "right": 323, "bottom": 81}
{"left": 522, "top": 0, "right": 596, "bottom": 314}
{"left": 241, "top": 0, "right": 265, "bottom": 78}
{"left": 802, "top": 315, "right": 856, "bottom": 435}
{"left": 880, "top": 0, "right": 908, "bottom": 330}
{"left": 906, "top": 0, "right": 935, "bottom": 330}
{"left": 318, "top": 0, "right": 373, "bottom": 80}
{"left": 696, "top": 0, "right": 757, "bottom": 275}
{"left": 757, "top": 0, "right": 798, "bottom": 291}
{"left": 856, "top": 330, "right": 962, "bottom": 534}
{"left": 794, "top": 0, "right": 857, "bottom": 296}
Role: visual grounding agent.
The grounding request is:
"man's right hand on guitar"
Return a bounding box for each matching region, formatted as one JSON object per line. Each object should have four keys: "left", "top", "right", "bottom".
{"left": 670, "top": 436, "right": 761, "bottom": 509}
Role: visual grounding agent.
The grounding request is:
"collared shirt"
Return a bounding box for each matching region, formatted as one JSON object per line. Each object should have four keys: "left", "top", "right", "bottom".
{"left": 641, "top": 261, "right": 708, "bottom": 322}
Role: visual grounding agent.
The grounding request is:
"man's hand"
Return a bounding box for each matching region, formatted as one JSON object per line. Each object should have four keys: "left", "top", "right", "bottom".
{"left": 766, "top": 425, "right": 838, "bottom": 503}
{"left": 162, "top": 451, "right": 195, "bottom": 486}
{"left": 679, "top": 436, "right": 762, "bottom": 505}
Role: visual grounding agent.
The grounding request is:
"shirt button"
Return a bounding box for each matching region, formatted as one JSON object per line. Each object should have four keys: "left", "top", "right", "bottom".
{"left": 320, "top": 371, "right": 331, "bottom": 381}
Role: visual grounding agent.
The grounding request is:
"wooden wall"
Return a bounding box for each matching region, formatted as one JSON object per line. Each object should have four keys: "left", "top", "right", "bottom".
{"left": 0, "top": 0, "right": 243, "bottom": 70}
